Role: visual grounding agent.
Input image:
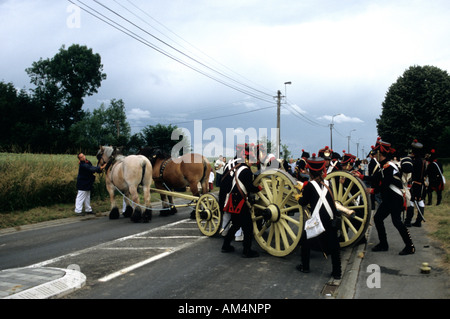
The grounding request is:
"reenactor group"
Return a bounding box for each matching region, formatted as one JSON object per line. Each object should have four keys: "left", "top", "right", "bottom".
{"left": 217, "top": 139, "right": 445, "bottom": 279}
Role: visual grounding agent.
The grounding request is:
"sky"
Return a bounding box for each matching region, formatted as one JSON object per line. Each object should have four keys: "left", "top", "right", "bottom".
{"left": 1, "top": 0, "right": 450, "bottom": 159}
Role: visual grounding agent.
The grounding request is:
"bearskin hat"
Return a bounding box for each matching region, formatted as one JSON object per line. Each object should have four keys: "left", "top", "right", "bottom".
{"left": 341, "top": 150, "right": 356, "bottom": 165}
{"left": 306, "top": 153, "right": 326, "bottom": 172}
{"left": 318, "top": 146, "right": 332, "bottom": 160}
{"left": 372, "top": 138, "right": 395, "bottom": 155}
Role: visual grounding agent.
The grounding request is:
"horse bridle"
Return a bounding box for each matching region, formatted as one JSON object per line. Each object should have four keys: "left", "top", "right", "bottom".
{"left": 97, "top": 148, "right": 116, "bottom": 172}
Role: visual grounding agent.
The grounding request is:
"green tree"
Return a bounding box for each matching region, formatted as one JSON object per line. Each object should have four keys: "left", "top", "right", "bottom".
{"left": 140, "top": 124, "right": 189, "bottom": 155}
{"left": 26, "top": 44, "right": 107, "bottom": 132}
{"left": 377, "top": 65, "right": 450, "bottom": 154}
{"left": 70, "top": 99, "right": 130, "bottom": 154}
{"left": 0, "top": 81, "right": 49, "bottom": 152}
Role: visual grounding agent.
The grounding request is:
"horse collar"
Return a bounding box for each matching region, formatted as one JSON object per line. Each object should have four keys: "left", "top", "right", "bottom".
{"left": 159, "top": 158, "right": 173, "bottom": 181}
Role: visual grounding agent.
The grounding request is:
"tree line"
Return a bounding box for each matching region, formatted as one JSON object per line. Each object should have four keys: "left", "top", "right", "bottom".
{"left": 0, "top": 44, "right": 183, "bottom": 155}
{"left": 1, "top": 44, "right": 449, "bottom": 158}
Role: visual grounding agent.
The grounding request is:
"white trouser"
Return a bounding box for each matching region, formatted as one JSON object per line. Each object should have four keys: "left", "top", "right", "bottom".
{"left": 75, "top": 190, "right": 92, "bottom": 213}
{"left": 221, "top": 212, "right": 243, "bottom": 237}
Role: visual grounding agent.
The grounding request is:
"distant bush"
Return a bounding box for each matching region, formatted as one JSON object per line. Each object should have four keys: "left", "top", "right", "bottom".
{"left": 0, "top": 153, "right": 107, "bottom": 212}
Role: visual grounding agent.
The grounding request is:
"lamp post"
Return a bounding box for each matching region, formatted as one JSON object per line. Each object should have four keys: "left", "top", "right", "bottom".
{"left": 329, "top": 113, "right": 341, "bottom": 150}
{"left": 284, "top": 81, "right": 292, "bottom": 102}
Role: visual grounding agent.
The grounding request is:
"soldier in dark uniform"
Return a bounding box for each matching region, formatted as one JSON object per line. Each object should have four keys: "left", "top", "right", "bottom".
{"left": 296, "top": 154, "right": 342, "bottom": 279}
{"left": 318, "top": 146, "right": 340, "bottom": 174}
{"left": 328, "top": 151, "right": 342, "bottom": 174}
{"left": 219, "top": 144, "right": 262, "bottom": 258}
{"left": 426, "top": 149, "right": 445, "bottom": 206}
{"left": 367, "top": 143, "right": 382, "bottom": 212}
{"left": 340, "top": 151, "right": 356, "bottom": 172}
{"left": 353, "top": 139, "right": 415, "bottom": 255}
{"left": 295, "top": 149, "right": 310, "bottom": 182}
{"left": 404, "top": 140, "right": 427, "bottom": 227}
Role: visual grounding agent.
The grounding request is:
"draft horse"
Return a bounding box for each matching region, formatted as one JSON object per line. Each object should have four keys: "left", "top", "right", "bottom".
{"left": 138, "top": 147, "right": 211, "bottom": 216}
{"left": 97, "top": 146, "right": 153, "bottom": 222}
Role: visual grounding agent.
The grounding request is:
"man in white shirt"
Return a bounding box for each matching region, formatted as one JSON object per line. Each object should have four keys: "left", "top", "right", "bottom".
{"left": 214, "top": 155, "right": 225, "bottom": 187}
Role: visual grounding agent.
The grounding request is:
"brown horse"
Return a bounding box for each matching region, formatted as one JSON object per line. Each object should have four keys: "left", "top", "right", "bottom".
{"left": 138, "top": 147, "right": 211, "bottom": 216}
{"left": 97, "top": 146, "right": 153, "bottom": 222}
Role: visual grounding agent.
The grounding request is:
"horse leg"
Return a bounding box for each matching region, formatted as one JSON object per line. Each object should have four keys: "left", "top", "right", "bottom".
{"left": 201, "top": 178, "right": 209, "bottom": 195}
{"left": 142, "top": 184, "right": 152, "bottom": 223}
{"left": 189, "top": 182, "right": 200, "bottom": 219}
{"left": 107, "top": 182, "right": 120, "bottom": 220}
{"left": 159, "top": 192, "right": 171, "bottom": 217}
{"left": 168, "top": 195, "right": 177, "bottom": 215}
{"left": 123, "top": 195, "right": 133, "bottom": 218}
{"left": 129, "top": 186, "right": 142, "bottom": 223}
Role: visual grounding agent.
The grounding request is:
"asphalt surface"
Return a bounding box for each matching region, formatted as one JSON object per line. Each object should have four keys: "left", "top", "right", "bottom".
{"left": 1, "top": 210, "right": 449, "bottom": 299}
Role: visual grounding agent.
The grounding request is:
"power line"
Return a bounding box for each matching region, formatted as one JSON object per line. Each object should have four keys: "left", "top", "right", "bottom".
{"left": 69, "top": 0, "right": 275, "bottom": 104}
{"left": 283, "top": 101, "right": 328, "bottom": 128}
{"left": 122, "top": 0, "right": 275, "bottom": 96}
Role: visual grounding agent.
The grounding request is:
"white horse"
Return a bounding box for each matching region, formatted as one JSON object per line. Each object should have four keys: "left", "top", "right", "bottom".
{"left": 97, "top": 146, "right": 153, "bottom": 222}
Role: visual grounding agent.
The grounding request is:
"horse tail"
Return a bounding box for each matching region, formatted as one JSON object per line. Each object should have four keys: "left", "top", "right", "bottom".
{"left": 140, "top": 159, "right": 148, "bottom": 186}
{"left": 201, "top": 156, "right": 211, "bottom": 183}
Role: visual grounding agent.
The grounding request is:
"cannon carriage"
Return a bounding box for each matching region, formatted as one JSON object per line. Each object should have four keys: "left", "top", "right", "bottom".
{"left": 187, "top": 168, "right": 371, "bottom": 257}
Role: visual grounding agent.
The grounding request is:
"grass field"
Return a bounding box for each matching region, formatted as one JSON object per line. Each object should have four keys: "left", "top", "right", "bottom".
{"left": 0, "top": 153, "right": 448, "bottom": 269}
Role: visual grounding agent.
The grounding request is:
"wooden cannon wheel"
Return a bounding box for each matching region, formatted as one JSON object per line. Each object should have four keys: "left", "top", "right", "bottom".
{"left": 325, "top": 171, "right": 372, "bottom": 247}
{"left": 251, "top": 169, "right": 304, "bottom": 257}
{"left": 195, "top": 193, "right": 222, "bottom": 237}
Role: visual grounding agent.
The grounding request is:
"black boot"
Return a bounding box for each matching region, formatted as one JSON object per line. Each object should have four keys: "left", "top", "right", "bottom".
{"left": 222, "top": 226, "right": 236, "bottom": 253}
{"left": 242, "top": 248, "right": 259, "bottom": 258}
{"left": 372, "top": 243, "right": 389, "bottom": 252}
{"left": 437, "top": 192, "right": 442, "bottom": 206}
{"left": 404, "top": 206, "right": 414, "bottom": 227}
{"left": 398, "top": 226, "right": 415, "bottom": 255}
{"left": 331, "top": 255, "right": 342, "bottom": 279}
{"left": 297, "top": 245, "right": 310, "bottom": 273}
{"left": 412, "top": 206, "right": 425, "bottom": 227}
{"left": 399, "top": 245, "right": 415, "bottom": 255}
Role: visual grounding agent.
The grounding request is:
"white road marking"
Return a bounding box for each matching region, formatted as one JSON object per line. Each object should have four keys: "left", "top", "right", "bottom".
{"left": 97, "top": 238, "right": 206, "bottom": 283}
{"left": 28, "top": 218, "right": 206, "bottom": 282}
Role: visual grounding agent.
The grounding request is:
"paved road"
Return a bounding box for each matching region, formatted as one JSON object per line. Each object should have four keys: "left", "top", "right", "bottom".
{"left": 1, "top": 205, "right": 348, "bottom": 300}
{"left": 1, "top": 203, "right": 449, "bottom": 306}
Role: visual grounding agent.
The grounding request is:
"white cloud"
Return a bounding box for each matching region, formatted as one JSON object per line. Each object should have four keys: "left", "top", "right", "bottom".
{"left": 319, "top": 114, "right": 364, "bottom": 124}
{"left": 127, "top": 108, "right": 151, "bottom": 121}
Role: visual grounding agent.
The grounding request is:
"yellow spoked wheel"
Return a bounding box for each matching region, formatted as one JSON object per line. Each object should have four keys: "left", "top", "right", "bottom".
{"left": 325, "top": 171, "right": 372, "bottom": 247}
{"left": 196, "top": 193, "right": 222, "bottom": 237}
{"left": 251, "top": 170, "right": 304, "bottom": 257}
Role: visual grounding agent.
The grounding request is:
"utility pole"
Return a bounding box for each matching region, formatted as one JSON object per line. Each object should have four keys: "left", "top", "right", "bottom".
{"left": 276, "top": 90, "right": 281, "bottom": 159}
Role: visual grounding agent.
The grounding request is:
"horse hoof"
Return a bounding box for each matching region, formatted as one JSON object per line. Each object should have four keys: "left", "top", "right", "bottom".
{"left": 131, "top": 207, "right": 142, "bottom": 223}
{"left": 109, "top": 207, "right": 120, "bottom": 220}
{"left": 123, "top": 206, "right": 133, "bottom": 218}
{"left": 142, "top": 209, "right": 152, "bottom": 223}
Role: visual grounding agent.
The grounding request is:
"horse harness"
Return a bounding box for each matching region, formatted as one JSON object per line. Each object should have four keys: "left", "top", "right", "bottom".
{"left": 156, "top": 158, "right": 173, "bottom": 191}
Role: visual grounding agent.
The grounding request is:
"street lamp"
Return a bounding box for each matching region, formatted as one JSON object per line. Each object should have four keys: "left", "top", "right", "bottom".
{"left": 348, "top": 129, "right": 356, "bottom": 153}
{"left": 284, "top": 81, "right": 292, "bottom": 103}
{"left": 329, "top": 113, "right": 341, "bottom": 150}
